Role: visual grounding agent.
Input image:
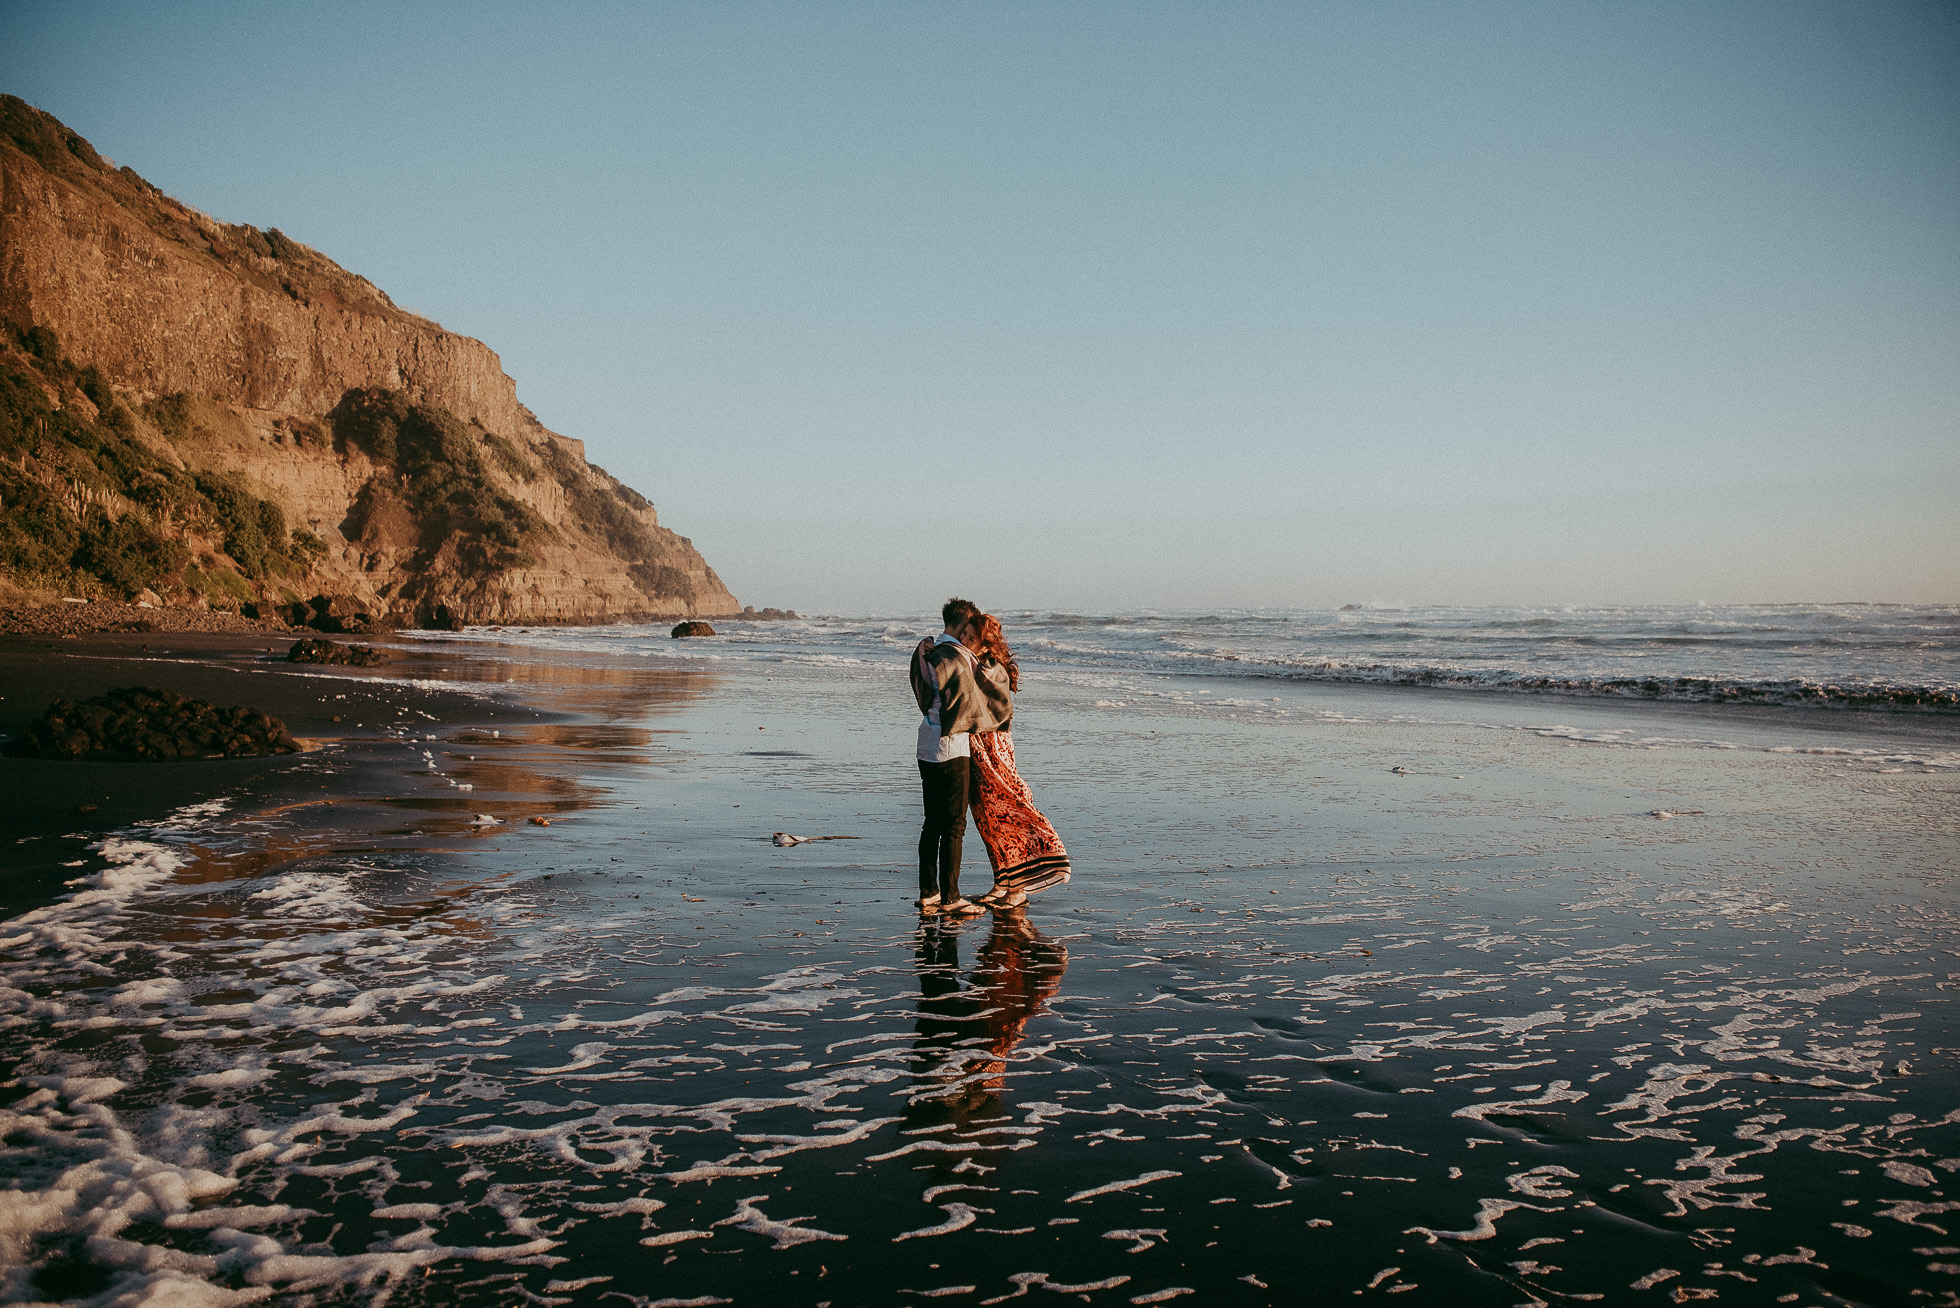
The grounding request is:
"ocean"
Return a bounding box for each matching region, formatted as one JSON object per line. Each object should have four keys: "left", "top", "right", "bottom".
{"left": 454, "top": 602, "right": 1960, "bottom": 711}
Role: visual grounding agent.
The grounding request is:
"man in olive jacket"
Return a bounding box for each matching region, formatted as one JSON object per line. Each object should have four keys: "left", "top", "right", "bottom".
{"left": 909, "top": 597, "right": 1008, "bottom": 911}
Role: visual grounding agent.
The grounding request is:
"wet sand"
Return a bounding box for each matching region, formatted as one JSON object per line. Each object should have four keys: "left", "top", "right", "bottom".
{"left": 1, "top": 632, "right": 1956, "bottom": 1306}
{"left": 0, "top": 632, "right": 522, "bottom": 915}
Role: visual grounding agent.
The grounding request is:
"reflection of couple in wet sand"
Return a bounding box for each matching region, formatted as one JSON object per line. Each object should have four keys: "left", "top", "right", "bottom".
{"left": 905, "top": 908, "right": 1069, "bottom": 1145}
{"left": 911, "top": 598, "right": 1071, "bottom": 915}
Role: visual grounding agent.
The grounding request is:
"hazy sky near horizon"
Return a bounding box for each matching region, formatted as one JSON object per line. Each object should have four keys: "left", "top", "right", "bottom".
{"left": 5, "top": 1, "right": 1957, "bottom": 612}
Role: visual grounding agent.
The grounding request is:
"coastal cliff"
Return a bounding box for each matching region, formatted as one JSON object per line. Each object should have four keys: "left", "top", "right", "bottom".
{"left": 0, "top": 95, "right": 739, "bottom": 626}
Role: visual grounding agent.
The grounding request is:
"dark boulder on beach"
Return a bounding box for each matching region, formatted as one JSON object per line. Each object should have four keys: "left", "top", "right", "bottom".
{"left": 3, "top": 686, "right": 301, "bottom": 762}
{"left": 671, "top": 621, "right": 716, "bottom": 638}
{"left": 287, "top": 638, "right": 387, "bottom": 667}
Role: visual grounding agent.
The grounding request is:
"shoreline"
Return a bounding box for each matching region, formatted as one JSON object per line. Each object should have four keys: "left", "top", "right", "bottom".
{"left": 0, "top": 630, "right": 572, "bottom": 918}
{"left": 0, "top": 601, "right": 794, "bottom": 640}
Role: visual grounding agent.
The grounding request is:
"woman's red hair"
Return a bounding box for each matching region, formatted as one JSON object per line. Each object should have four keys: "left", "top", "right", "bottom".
{"left": 971, "top": 613, "right": 1019, "bottom": 692}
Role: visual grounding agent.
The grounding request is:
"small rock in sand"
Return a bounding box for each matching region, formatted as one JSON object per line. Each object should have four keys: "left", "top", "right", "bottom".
{"left": 470, "top": 814, "right": 502, "bottom": 827}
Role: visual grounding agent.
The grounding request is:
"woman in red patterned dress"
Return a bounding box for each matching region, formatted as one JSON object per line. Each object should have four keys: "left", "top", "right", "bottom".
{"left": 963, "top": 614, "right": 1071, "bottom": 908}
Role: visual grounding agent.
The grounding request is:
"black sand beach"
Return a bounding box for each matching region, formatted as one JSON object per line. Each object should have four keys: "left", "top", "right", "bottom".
{"left": 2, "top": 629, "right": 1957, "bottom": 1306}
{"left": 0, "top": 632, "right": 520, "bottom": 915}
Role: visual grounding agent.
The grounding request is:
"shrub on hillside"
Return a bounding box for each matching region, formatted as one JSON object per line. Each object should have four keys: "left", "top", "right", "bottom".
{"left": 0, "top": 329, "right": 322, "bottom": 600}
{"left": 534, "top": 439, "right": 700, "bottom": 604}
{"left": 290, "top": 528, "right": 330, "bottom": 564}
{"left": 73, "top": 508, "right": 187, "bottom": 598}
{"left": 102, "top": 401, "right": 137, "bottom": 437}
{"left": 144, "top": 392, "right": 196, "bottom": 443}
{"left": 265, "top": 228, "right": 306, "bottom": 261}
{"left": 0, "top": 95, "right": 108, "bottom": 175}
{"left": 0, "top": 363, "right": 49, "bottom": 462}
{"left": 194, "top": 471, "right": 292, "bottom": 580}
{"left": 23, "top": 324, "right": 60, "bottom": 363}
{"left": 484, "top": 431, "right": 538, "bottom": 483}
{"left": 0, "top": 465, "right": 81, "bottom": 579}
{"left": 631, "top": 562, "right": 693, "bottom": 603}
{"left": 540, "top": 441, "right": 642, "bottom": 558}
{"left": 77, "top": 364, "right": 113, "bottom": 411}
{"left": 331, "top": 388, "right": 548, "bottom": 575}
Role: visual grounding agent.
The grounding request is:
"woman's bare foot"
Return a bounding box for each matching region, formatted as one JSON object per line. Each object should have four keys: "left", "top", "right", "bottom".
{"left": 991, "top": 890, "right": 1028, "bottom": 909}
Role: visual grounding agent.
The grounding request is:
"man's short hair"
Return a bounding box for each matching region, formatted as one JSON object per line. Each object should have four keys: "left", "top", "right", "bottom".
{"left": 942, "top": 597, "right": 981, "bottom": 629}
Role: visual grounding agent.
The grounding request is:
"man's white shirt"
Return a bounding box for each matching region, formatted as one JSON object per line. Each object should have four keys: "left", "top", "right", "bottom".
{"left": 916, "top": 632, "right": 973, "bottom": 763}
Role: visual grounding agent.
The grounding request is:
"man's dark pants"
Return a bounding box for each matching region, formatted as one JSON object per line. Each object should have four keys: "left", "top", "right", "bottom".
{"left": 918, "top": 757, "right": 972, "bottom": 902}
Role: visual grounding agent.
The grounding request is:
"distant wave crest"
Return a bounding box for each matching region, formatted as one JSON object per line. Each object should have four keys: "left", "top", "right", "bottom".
{"left": 415, "top": 603, "right": 1960, "bottom": 714}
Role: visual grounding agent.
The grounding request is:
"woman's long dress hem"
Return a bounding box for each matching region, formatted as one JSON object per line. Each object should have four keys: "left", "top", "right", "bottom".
{"left": 969, "top": 730, "right": 1071, "bottom": 895}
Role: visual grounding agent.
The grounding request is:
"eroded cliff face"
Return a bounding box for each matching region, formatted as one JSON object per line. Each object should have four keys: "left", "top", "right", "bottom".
{"left": 0, "top": 95, "right": 738, "bottom": 625}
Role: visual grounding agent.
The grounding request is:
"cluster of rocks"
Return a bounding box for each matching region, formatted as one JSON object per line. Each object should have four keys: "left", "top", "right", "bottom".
{"left": 741, "top": 606, "right": 799, "bottom": 620}
{"left": 286, "top": 638, "right": 387, "bottom": 666}
{"left": 3, "top": 686, "right": 301, "bottom": 762}
{"left": 671, "top": 621, "right": 716, "bottom": 638}
{"left": 252, "top": 595, "right": 390, "bottom": 635}
{"left": 0, "top": 601, "right": 277, "bottom": 637}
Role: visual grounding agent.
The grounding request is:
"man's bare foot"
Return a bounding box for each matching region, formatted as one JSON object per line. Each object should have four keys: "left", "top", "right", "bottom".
{"left": 939, "top": 898, "right": 984, "bottom": 916}
{"left": 914, "top": 894, "right": 942, "bottom": 909}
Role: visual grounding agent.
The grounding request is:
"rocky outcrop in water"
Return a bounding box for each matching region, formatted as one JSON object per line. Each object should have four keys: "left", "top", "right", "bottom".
{"left": 0, "top": 96, "right": 741, "bottom": 627}
{"left": 4, "top": 686, "right": 300, "bottom": 761}
{"left": 671, "top": 621, "right": 716, "bottom": 638}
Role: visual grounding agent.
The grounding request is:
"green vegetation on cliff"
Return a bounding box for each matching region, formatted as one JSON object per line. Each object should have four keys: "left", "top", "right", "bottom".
{"left": 0, "top": 324, "right": 274, "bottom": 599}
{"left": 0, "top": 319, "right": 572, "bottom": 604}
{"left": 533, "top": 440, "right": 692, "bottom": 601}
{"left": 0, "top": 319, "right": 721, "bottom": 616}
{"left": 330, "top": 388, "right": 550, "bottom": 573}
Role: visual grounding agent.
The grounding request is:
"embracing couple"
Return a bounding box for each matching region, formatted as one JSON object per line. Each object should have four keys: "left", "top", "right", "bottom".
{"left": 911, "top": 597, "right": 1071, "bottom": 916}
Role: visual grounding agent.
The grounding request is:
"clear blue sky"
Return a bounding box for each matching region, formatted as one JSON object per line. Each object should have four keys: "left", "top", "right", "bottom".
{"left": 6, "top": 1, "right": 1956, "bottom": 611}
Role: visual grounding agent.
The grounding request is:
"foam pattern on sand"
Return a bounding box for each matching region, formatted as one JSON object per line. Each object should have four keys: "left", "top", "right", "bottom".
{"left": 3, "top": 796, "right": 1958, "bottom": 1305}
